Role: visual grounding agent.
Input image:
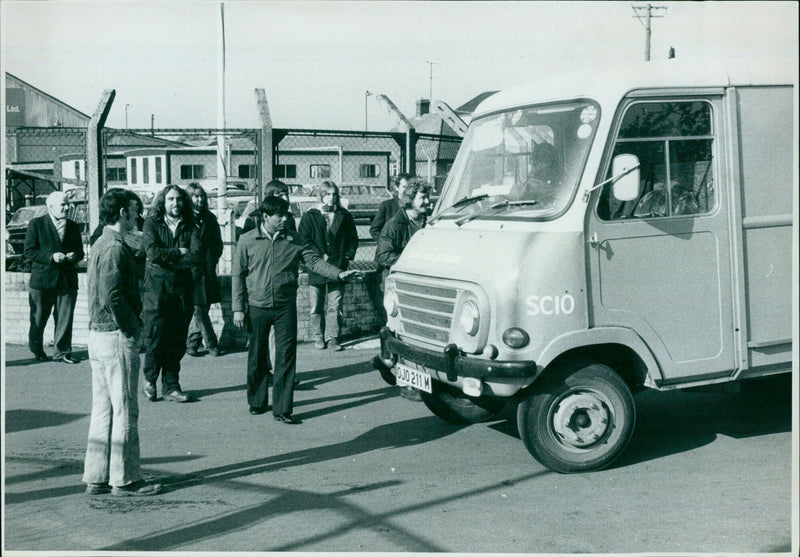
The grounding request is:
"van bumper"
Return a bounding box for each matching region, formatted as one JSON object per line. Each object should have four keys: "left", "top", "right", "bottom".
{"left": 375, "top": 327, "right": 537, "bottom": 382}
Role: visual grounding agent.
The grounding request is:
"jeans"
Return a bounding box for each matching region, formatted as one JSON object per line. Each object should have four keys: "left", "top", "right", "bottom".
{"left": 82, "top": 330, "right": 142, "bottom": 487}
{"left": 28, "top": 287, "right": 77, "bottom": 357}
{"left": 308, "top": 283, "right": 344, "bottom": 342}
{"left": 142, "top": 289, "right": 193, "bottom": 393}
{"left": 187, "top": 305, "right": 218, "bottom": 351}
{"left": 247, "top": 304, "right": 297, "bottom": 415}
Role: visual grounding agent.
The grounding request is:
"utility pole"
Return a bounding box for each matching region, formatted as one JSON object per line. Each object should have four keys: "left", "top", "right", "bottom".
{"left": 632, "top": 4, "right": 667, "bottom": 61}
{"left": 125, "top": 104, "right": 130, "bottom": 129}
{"left": 365, "top": 90, "right": 371, "bottom": 131}
{"left": 150, "top": 113, "right": 155, "bottom": 136}
{"left": 425, "top": 60, "right": 439, "bottom": 100}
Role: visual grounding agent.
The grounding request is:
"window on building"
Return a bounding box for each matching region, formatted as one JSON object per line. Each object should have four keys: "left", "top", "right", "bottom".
{"left": 106, "top": 167, "right": 127, "bottom": 182}
{"left": 359, "top": 164, "right": 379, "bottom": 178}
{"left": 310, "top": 164, "right": 331, "bottom": 179}
{"left": 155, "top": 157, "right": 162, "bottom": 183}
{"left": 276, "top": 164, "right": 297, "bottom": 179}
{"left": 142, "top": 158, "right": 150, "bottom": 184}
{"left": 238, "top": 164, "right": 257, "bottom": 179}
{"left": 599, "top": 100, "right": 715, "bottom": 220}
{"left": 180, "top": 164, "right": 205, "bottom": 180}
{"left": 130, "top": 159, "right": 137, "bottom": 184}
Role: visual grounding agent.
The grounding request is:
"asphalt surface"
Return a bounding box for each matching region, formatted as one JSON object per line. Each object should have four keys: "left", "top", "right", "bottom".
{"left": 2, "top": 340, "right": 796, "bottom": 554}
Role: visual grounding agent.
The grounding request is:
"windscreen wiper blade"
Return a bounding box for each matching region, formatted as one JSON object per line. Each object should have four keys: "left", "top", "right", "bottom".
{"left": 455, "top": 199, "right": 539, "bottom": 226}
{"left": 429, "top": 193, "right": 490, "bottom": 224}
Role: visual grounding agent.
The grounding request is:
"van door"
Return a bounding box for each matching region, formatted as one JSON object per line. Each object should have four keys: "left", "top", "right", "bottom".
{"left": 587, "top": 96, "right": 735, "bottom": 384}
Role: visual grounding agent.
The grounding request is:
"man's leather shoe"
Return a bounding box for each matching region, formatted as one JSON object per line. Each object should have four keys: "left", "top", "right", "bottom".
{"left": 111, "top": 480, "right": 162, "bottom": 497}
{"left": 57, "top": 355, "right": 79, "bottom": 364}
{"left": 143, "top": 382, "right": 157, "bottom": 401}
{"left": 164, "top": 390, "right": 190, "bottom": 403}
{"left": 249, "top": 406, "right": 267, "bottom": 415}
{"left": 85, "top": 482, "right": 111, "bottom": 495}
{"left": 208, "top": 347, "right": 221, "bottom": 357}
{"left": 33, "top": 352, "right": 49, "bottom": 362}
{"left": 186, "top": 347, "right": 202, "bottom": 357}
{"left": 274, "top": 413, "right": 300, "bottom": 424}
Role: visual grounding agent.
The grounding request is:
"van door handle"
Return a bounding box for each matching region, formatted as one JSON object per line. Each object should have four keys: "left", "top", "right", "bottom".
{"left": 590, "top": 232, "right": 600, "bottom": 248}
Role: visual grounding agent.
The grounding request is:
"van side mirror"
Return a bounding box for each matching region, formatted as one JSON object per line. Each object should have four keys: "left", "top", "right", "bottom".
{"left": 611, "top": 154, "right": 640, "bottom": 202}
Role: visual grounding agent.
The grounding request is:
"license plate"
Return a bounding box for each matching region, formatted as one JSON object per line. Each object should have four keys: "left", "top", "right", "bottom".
{"left": 395, "top": 362, "right": 433, "bottom": 393}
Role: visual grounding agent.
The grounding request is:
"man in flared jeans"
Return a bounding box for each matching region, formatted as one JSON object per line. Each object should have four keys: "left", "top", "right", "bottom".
{"left": 82, "top": 189, "right": 162, "bottom": 497}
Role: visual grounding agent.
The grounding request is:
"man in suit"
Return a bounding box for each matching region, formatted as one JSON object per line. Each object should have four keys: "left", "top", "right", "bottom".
{"left": 23, "top": 190, "right": 85, "bottom": 363}
{"left": 298, "top": 181, "right": 359, "bottom": 351}
{"left": 369, "top": 173, "right": 411, "bottom": 243}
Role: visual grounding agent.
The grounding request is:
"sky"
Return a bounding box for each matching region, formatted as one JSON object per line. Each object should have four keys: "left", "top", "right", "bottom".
{"left": 2, "top": 1, "right": 797, "bottom": 132}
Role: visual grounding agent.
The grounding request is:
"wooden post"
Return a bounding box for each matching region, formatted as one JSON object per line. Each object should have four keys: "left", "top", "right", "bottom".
{"left": 255, "top": 88, "right": 273, "bottom": 204}
{"left": 86, "top": 89, "right": 115, "bottom": 231}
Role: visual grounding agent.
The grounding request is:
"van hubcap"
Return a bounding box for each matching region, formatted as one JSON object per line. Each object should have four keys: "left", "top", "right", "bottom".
{"left": 552, "top": 391, "right": 613, "bottom": 449}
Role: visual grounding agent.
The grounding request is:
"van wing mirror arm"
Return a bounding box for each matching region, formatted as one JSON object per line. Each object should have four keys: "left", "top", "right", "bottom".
{"left": 582, "top": 163, "right": 641, "bottom": 202}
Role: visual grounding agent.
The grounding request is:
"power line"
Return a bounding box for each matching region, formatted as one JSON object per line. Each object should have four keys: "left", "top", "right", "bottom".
{"left": 632, "top": 4, "right": 667, "bottom": 61}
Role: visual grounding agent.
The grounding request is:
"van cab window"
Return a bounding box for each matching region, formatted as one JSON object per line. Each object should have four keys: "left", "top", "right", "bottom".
{"left": 599, "top": 100, "right": 715, "bottom": 220}
{"left": 435, "top": 101, "right": 599, "bottom": 221}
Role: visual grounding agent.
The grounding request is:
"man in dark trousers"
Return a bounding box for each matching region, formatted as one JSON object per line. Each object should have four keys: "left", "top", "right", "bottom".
{"left": 185, "top": 183, "right": 224, "bottom": 357}
{"left": 141, "top": 185, "right": 199, "bottom": 403}
{"left": 298, "top": 181, "right": 359, "bottom": 351}
{"left": 23, "top": 190, "right": 85, "bottom": 363}
{"left": 83, "top": 188, "right": 161, "bottom": 497}
{"left": 233, "top": 196, "right": 363, "bottom": 423}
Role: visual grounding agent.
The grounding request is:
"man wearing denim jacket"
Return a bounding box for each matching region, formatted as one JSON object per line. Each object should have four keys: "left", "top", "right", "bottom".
{"left": 82, "top": 189, "right": 162, "bottom": 497}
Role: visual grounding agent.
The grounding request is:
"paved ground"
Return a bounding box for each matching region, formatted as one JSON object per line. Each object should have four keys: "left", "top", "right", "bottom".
{"left": 2, "top": 339, "right": 796, "bottom": 554}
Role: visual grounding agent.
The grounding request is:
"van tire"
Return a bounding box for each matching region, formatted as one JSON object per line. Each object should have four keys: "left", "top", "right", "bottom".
{"left": 517, "top": 362, "right": 635, "bottom": 473}
{"left": 421, "top": 382, "right": 505, "bottom": 424}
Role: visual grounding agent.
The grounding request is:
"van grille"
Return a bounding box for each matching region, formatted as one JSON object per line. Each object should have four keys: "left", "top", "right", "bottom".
{"left": 395, "top": 279, "right": 458, "bottom": 347}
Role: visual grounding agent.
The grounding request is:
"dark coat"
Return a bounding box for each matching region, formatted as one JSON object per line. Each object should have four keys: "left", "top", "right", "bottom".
{"left": 369, "top": 197, "right": 400, "bottom": 243}
{"left": 141, "top": 214, "right": 200, "bottom": 314}
{"left": 298, "top": 207, "right": 359, "bottom": 286}
{"left": 375, "top": 209, "right": 424, "bottom": 282}
{"left": 192, "top": 209, "right": 224, "bottom": 305}
{"left": 23, "top": 214, "right": 85, "bottom": 291}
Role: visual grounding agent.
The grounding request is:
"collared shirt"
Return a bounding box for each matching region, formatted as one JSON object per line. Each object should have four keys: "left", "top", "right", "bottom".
{"left": 87, "top": 227, "right": 142, "bottom": 336}
{"left": 232, "top": 226, "right": 343, "bottom": 311}
{"left": 49, "top": 213, "right": 66, "bottom": 241}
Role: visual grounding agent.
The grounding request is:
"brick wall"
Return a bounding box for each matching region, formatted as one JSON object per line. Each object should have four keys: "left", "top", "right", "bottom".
{"left": 3, "top": 271, "right": 385, "bottom": 349}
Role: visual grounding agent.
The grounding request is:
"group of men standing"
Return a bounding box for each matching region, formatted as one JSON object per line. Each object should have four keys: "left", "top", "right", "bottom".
{"left": 23, "top": 173, "right": 429, "bottom": 496}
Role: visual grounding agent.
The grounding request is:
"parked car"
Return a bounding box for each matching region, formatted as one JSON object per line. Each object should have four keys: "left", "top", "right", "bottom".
{"left": 338, "top": 184, "right": 391, "bottom": 223}
{"left": 5, "top": 205, "right": 48, "bottom": 268}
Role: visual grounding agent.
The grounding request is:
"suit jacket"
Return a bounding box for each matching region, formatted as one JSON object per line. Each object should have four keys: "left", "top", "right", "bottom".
{"left": 23, "top": 214, "right": 84, "bottom": 291}
{"left": 298, "top": 207, "right": 359, "bottom": 286}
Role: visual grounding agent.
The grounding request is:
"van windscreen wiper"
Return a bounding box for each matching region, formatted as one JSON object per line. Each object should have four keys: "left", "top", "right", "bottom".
{"left": 430, "top": 193, "right": 490, "bottom": 224}
{"left": 455, "top": 199, "right": 539, "bottom": 226}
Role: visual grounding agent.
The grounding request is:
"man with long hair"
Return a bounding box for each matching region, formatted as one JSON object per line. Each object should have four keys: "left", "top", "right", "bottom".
{"left": 298, "top": 180, "right": 359, "bottom": 351}
{"left": 83, "top": 188, "right": 161, "bottom": 497}
{"left": 376, "top": 179, "right": 432, "bottom": 399}
{"left": 141, "top": 185, "right": 200, "bottom": 403}
{"left": 185, "top": 183, "right": 224, "bottom": 357}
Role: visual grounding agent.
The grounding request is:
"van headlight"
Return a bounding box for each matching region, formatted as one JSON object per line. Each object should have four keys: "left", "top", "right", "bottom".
{"left": 383, "top": 284, "right": 399, "bottom": 317}
{"left": 457, "top": 299, "right": 480, "bottom": 336}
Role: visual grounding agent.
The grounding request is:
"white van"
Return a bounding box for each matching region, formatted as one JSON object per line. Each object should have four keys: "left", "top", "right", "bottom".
{"left": 375, "top": 57, "right": 796, "bottom": 473}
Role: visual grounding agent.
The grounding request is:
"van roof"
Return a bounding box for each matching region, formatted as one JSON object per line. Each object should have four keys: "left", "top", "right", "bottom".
{"left": 474, "top": 57, "right": 796, "bottom": 118}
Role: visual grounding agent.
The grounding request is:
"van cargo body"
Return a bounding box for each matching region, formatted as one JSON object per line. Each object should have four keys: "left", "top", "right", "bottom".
{"left": 375, "top": 57, "right": 795, "bottom": 473}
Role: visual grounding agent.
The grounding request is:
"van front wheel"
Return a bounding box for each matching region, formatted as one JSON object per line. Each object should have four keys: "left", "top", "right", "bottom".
{"left": 420, "top": 382, "right": 505, "bottom": 424}
{"left": 517, "top": 362, "right": 635, "bottom": 473}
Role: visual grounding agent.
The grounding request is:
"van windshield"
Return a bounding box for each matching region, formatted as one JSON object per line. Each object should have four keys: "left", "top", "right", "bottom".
{"left": 435, "top": 100, "right": 599, "bottom": 220}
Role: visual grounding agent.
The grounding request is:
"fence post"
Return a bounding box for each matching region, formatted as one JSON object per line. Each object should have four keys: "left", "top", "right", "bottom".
{"left": 255, "top": 88, "right": 272, "bottom": 203}
{"left": 86, "top": 89, "right": 115, "bottom": 231}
